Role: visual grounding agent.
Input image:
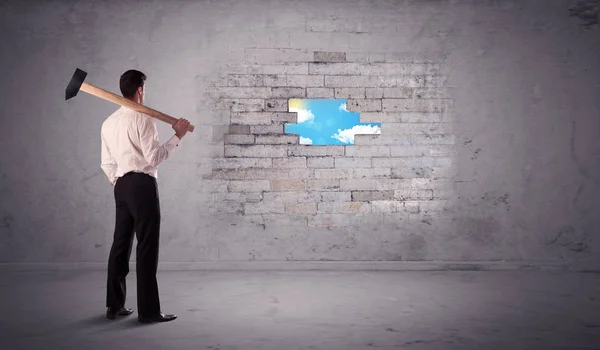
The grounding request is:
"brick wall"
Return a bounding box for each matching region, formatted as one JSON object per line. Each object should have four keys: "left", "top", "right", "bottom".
{"left": 203, "top": 50, "right": 457, "bottom": 233}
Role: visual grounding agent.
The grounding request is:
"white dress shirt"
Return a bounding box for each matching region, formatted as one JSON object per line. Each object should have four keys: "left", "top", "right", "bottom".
{"left": 101, "top": 106, "right": 181, "bottom": 186}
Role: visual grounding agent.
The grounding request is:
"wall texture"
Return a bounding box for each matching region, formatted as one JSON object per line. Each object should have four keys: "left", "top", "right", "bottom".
{"left": 0, "top": 0, "right": 598, "bottom": 264}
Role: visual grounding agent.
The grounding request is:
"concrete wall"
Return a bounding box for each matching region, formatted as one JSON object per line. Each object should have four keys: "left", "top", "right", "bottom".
{"left": 0, "top": 0, "right": 598, "bottom": 263}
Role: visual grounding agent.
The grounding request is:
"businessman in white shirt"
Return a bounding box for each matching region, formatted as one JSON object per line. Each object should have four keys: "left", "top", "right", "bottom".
{"left": 100, "top": 69, "right": 190, "bottom": 323}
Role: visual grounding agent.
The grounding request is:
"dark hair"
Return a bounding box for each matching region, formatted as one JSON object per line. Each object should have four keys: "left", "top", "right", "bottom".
{"left": 119, "top": 69, "right": 146, "bottom": 98}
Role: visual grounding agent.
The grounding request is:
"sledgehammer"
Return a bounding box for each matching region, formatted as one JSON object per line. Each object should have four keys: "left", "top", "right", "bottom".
{"left": 65, "top": 68, "right": 195, "bottom": 132}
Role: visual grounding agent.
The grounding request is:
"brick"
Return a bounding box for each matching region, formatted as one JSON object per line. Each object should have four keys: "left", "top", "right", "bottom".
{"left": 428, "top": 145, "right": 454, "bottom": 157}
{"left": 307, "top": 179, "right": 340, "bottom": 191}
{"left": 271, "top": 179, "right": 306, "bottom": 191}
{"left": 213, "top": 192, "right": 263, "bottom": 203}
{"left": 386, "top": 146, "right": 431, "bottom": 157}
{"left": 270, "top": 87, "right": 306, "bottom": 98}
{"left": 359, "top": 112, "right": 444, "bottom": 124}
{"left": 340, "top": 179, "right": 412, "bottom": 190}
{"left": 411, "top": 178, "right": 455, "bottom": 189}
{"left": 356, "top": 134, "right": 415, "bottom": 146}
{"left": 209, "top": 87, "right": 271, "bottom": 99}
{"left": 228, "top": 125, "right": 250, "bottom": 134}
{"left": 411, "top": 135, "right": 456, "bottom": 145}
{"left": 382, "top": 99, "right": 450, "bottom": 113}
{"left": 334, "top": 157, "right": 372, "bottom": 168}
{"left": 307, "top": 88, "right": 334, "bottom": 98}
{"left": 245, "top": 48, "right": 313, "bottom": 64}
{"left": 424, "top": 75, "right": 447, "bottom": 87}
{"left": 314, "top": 168, "right": 353, "bottom": 179}
{"left": 218, "top": 63, "right": 263, "bottom": 75}
{"left": 344, "top": 145, "right": 390, "bottom": 157}
{"left": 286, "top": 203, "right": 317, "bottom": 214}
{"left": 255, "top": 134, "right": 299, "bottom": 144}
{"left": 346, "top": 99, "right": 382, "bottom": 112}
{"left": 394, "top": 189, "right": 434, "bottom": 200}
{"left": 334, "top": 88, "right": 366, "bottom": 99}
{"left": 365, "top": 88, "right": 384, "bottom": 98}
{"left": 320, "top": 191, "right": 351, "bottom": 202}
{"left": 224, "top": 145, "right": 288, "bottom": 158}
{"left": 228, "top": 180, "right": 270, "bottom": 192}
{"left": 224, "top": 134, "right": 255, "bottom": 144}
{"left": 212, "top": 168, "right": 310, "bottom": 180}
{"left": 396, "top": 75, "right": 427, "bottom": 88}
{"left": 263, "top": 191, "right": 320, "bottom": 203}
{"left": 371, "top": 200, "right": 399, "bottom": 213}
{"left": 273, "top": 157, "right": 307, "bottom": 168}
{"left": 262, "top": 63, "right": 309, "bottom": 75}
{"left": 391, "top": 167, "right": 432, "bottom": 179}
{"left": 317, "top": 202, "right": 371, "bottom": 214}
{"left": 261, "top": 214, "right": 308, "bottom": 227}
{"left": 263, "top": 74, "right": 287, "bottom": 86}
{"left": 431, "top": 166, "right": 455, "bottom": 178}
{"left": 374, "top": 157, "right": 424, "bottom": 168}
{"left": 345, "top": 52, "right": 368, "bottom": 63}
{"left": 231, "top": 99, "right": 265, "bottom": 112}
{"left": 401, "top": 201, "right": 420, "bottom": 213}
{"left": 244, "top": 202, "right": 286, "bottom": 214}
{"left": 227, "top": 75, "right": 264, "bottom": 87}
{"left": 208, "top": 99, "right": 264, "bottom": 112}
{"left": 307, "top": 156, "right": 335, "bottom": 168}
{"left": 309, "top": 63, "right": 430, "bottom": 76}
{"left": 231, "top": 112, "right": 297, "bottom": 125}
{"left": 288, "top": 145, "right": 345, "bottom": 157}
{"left": 250, "top": 125, "right": 284, "bottom": 134}
{"left": 213, "top": 157, "right": 272, "bottom": 169}
{"left": 314, "top": 51, "right": 346, "bottom": 62}
{"left": 382, "top": 123, "right": 452, "bottom": 135}
{"left": 325, "top": 75, "right": 396, "bottom": 88}
{"left": 412, "top": 87, "right": 454, "bottom": 99}
{"left": 286, "top": 75, "right": 324, "bottom": 87}
{"left": 351, "top": 190, "right": 393, "bottom": 201}
{"left": 382, "top": 88, "right": 413, "bottom": 98}
{"left": 265, "top": 99, "right": 290, "bottom": 111}
{"left": 353, "top": 168, "right": 391, "bottom": 178}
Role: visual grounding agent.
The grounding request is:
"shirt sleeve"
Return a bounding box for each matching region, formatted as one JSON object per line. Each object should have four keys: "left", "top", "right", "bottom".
{"left": 138, "top": 114, "right": 180, "bottom": 168}
{"left": 100, "top": 132, "right": 118, "bottom": 186}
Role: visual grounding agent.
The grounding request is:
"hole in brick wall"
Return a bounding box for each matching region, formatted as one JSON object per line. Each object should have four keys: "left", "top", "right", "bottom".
{"left": 284, "top": 99, "right": 381, "bottom": 145}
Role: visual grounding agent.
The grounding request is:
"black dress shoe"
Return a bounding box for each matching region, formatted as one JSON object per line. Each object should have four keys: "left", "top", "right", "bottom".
{"left": 138, "top": 313, "right": 177, "bottom": 323}
{"left": 106, "top": 307, "right": 134, "bottom": 320}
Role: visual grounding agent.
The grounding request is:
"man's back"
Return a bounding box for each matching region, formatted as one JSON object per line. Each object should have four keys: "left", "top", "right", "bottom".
{"left": 100, "top": 106, "right": 180, "bottom": 185}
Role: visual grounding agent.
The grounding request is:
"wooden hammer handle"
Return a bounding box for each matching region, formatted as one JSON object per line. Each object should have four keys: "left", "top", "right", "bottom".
{"left": 80, "top": 82, "right": 195, "bottom": 132}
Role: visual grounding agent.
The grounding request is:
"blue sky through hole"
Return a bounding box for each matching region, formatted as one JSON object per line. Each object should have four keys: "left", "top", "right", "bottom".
{"left": 284, "top": 99, "right": 381, "bottom": 145}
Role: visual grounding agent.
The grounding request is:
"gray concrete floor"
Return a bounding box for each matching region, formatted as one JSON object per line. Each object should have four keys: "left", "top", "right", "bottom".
{"left": 1, "top": 270, "right": 599, "bottom": 350}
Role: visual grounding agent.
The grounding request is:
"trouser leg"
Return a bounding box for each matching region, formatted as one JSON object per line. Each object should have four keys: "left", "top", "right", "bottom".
{"left": 130, "top": 174, "right": 162, "bottom": 317}
{"left": 106, "top": 178, "right": 135, "bottom": 309}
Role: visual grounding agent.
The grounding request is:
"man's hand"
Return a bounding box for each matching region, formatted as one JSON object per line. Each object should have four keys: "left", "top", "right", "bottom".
{"left": 173, "top": 118, "right": 191, "bottom": 139}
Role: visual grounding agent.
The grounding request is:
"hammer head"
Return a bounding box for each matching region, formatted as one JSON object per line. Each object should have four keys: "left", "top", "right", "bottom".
{"left": 65, "top": 68, "right": 87, "bottom": 100}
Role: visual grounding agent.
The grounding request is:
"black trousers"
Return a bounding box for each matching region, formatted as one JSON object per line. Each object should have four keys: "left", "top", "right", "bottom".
{"left": 106, "top": 171, "right": 161, "bottom": 317}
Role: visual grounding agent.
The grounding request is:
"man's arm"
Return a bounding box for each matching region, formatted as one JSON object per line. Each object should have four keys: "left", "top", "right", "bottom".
{"left": 138, "top": 114, "right": 180, "bottom": 167}
{"left": 100, "top": 133, "right": 118, "bottom": 186}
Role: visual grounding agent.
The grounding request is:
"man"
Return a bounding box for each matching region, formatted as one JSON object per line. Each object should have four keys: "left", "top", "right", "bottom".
{"left": 100, "top": 69, "right": 190, "bottom": 323}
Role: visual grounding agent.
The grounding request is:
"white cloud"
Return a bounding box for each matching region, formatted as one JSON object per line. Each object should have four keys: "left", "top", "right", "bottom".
{"left": 339, "top": 102, "right": 348, "bottom": 112}
{"left": 299, "top": 136, "right": 313, "bottom": 145}
{"left": 289, "top": 107, "right": 315, "bottom": 123}
{"left": 331, "top": 124, "right": 381, "bottom": 144}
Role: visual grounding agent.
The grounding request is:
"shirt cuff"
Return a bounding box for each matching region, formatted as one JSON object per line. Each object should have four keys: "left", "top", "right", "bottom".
{"left": 168, "top": 134, "right": 181, "bottom": 147}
